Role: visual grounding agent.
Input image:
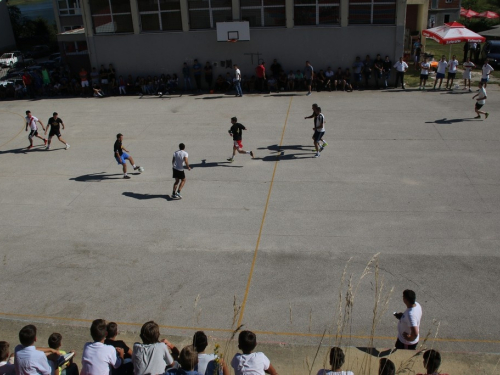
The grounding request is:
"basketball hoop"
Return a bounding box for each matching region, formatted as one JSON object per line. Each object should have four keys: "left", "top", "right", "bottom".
{"left": 228, "top": 39, "right": 237, "bottom": 43}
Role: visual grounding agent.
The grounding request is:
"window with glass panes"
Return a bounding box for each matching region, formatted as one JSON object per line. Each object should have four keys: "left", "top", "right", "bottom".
{"left": 188, "top": 0, "right": 232, "bottom": 29}
{"left": 138, "top": 0, "right": 182, "bottom": 31}
{"left": 89, "top": 0, "right": 134, "bottom": 33}
{"left": 349, "top": 0, "right": 396, "bottom": 24}
{"left": 241, "top": 0, "right": 286, "bottom": 27}
{"left": 58, "top": 0, "right": 81, "bottom": 15}
{"left": 294, "top": 0, "right": 340, "bottom": 26}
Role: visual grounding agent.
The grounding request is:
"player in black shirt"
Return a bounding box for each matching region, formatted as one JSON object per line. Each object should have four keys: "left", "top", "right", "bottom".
{"left": 227, "top": 117, "right": 254, "bottom": 162}
{"left": 45, "top": 112, "right": 69, "bottom": 150}
{"left": 114, "top": 133, "right": 141, "bottom": 179}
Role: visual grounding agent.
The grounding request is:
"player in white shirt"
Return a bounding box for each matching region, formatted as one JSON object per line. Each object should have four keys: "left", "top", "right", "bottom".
{"left": 419, "top": 57, "right": 431, "bottom": 90}
{"left": 394, "top": 289, "right": 422, "bottom": 350}
{"left": 472, "top": 82, "right": 489, "bottom": 119}
{"left": 462, "top": 57, "right": 475, "bottom": 92}
{"left": 433, "top": 55, "right": 448, "bottom": 90}
{"left": 445, "top": 54, "right": 459, "bottom": 90}
{"left": 393, "top": 57, "right": 408, "bottom": 89}
{"left": 481, "top": 59, "right": 495, "bottom": 88}
{"left": 25, "top": 110, "right": 47, "bottom": 150}
{"left": 172, "top": 143, "right": 191, "bottom": 199}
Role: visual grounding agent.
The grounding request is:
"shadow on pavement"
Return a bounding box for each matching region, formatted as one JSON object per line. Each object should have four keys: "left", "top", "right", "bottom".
{"left": 426, "top": 118, "right": 477, "bottom": 124}
{"left": 122, "top": 192, "right": 173, "bottom": 201}
{"left": 70, "top": 172, "right": 140, "bottom": 182}
{"left": 263, "top": 93, "right": 304, "bottom": 97}
{"left": 356, "top": 347, "right": 396, "bottom": 358}
{"left": 189, "top": 159, "right": 243, "bottom": 168}
{"left": 0, "top": 147, "right": 41, "bottom": 154}
{"left": 258, "top": 144, "right": 315, "bottom": 152}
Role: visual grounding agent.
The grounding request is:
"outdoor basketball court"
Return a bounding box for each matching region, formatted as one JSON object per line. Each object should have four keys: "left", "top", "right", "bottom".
{"left": 0, "top": 87, "right": 499, "bottom": 354}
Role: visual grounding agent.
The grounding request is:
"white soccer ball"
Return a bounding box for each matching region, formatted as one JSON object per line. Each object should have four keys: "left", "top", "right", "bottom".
{"left": 138, "top": 166, "right": 145, "bottom": 172}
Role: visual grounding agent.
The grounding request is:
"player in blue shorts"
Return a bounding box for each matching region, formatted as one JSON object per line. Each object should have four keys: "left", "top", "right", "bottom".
{"left": 114, "top": 133, "right": 141, "bottom": 179}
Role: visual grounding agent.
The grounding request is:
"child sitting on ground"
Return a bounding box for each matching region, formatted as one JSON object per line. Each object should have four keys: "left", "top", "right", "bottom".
{"left": 47, "top": 333, "right": 78, "bottom": 375}
{"left": 14, "top": 324, "right": 52, "bottom": 375}
{"left": 417, "top": 349, "right": 448, "bottom": 375}
{"left": 81, "top": 319, "right": 123, "bottom": 375}
{"left": 0, "top": 341, "right": 15, "bottom": 375}
{"left": 316, "top": 347, "right": 353, "bottom": 375}
{"left": 166, "top": 345, "right": 202, "bottom": 375}
{"left": 192, "top": 332, "right": 213, "bottom": 375}
{"left": 104, "top": 322, "right": 133, "bottom": 375}
{"left": 231, "top": 331, "right": 277, "bottom": 375}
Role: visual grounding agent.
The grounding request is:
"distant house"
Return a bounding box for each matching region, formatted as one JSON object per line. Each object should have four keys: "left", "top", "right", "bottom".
{"left": 428, "top": 0, "right": 461, "bottom": 27}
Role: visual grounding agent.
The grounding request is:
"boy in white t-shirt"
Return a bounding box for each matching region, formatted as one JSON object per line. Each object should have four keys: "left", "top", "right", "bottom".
{"left": 394, "top": 289, "right": 422, "bottom": 350}
{"left": 172, "top": 143, "right": 191, "bottom": 199}
{"left": 462, "top": 58, "right": 475, "bottom": 92}
{"left": 472, "top": 82, "right": 489, "bottom": 119}
{"left": 316, "top": 347, "right": 354, "bottom": 375}
{"left": 481, "top": 59, "right": 495, "bottom": 88}
{"left": 419, "top": 57, "right": 431, "bottom": 90}
{"left": 445, "top": 55, "right": 459, "bottom": 90}
{"left": 231, "top": 331, "right": 277, "bottom": 375}
{"left": 193, "top": 331, "right": 215, "bottom": 375}
{"left": 25, "top": 110, "right": 47, "bottom": 150}
{"left": 433, "top": 56, "right": 448, "bottom": 90}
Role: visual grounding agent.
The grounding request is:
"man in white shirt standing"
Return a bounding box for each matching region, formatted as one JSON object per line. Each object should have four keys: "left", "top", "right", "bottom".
{"left": 25, "top": 110, "right": 47, "bottom": 150}
{"left": 481, "top": 59, "right": 495, "bottom": 88}
{"left": 172, "top": 143, "right": 191, "bottom": 199}
{"left": 433, "top": 55, "right": 448, "bottom": 90}
{"left": 445, "top": 54, "right": 459, "bottom": 90}
{"left": 462, "top": 57, "right": 475, "bottom": 92}
{"left": 233, "top": 64, "right": 243, "bottom": 97}
{"left": 393, "top": 57, "right": 408, "bottom": 89}
{"left": 472, "top": 81, "right": 489, "bottom": 119}
{"left": 14, "top": 325, "right": 51, "bottom": 375}
{"left": 419, "top": 57, "right": 431, "bottom": 90}
{"left": 394, "top": 289, "right": 422, "bottom": 350}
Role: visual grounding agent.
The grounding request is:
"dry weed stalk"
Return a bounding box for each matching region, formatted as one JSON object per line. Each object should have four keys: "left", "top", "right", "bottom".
{"left": 193, "top": 294, "right": 202, "bottom": 325}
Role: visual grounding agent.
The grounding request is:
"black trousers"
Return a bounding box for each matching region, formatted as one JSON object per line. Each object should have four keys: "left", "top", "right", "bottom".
{"left": 395, "top": 71, "right": 405, "bottom": 88}
{"left": 395, "top": 338, "right": 417, "bottom": 350}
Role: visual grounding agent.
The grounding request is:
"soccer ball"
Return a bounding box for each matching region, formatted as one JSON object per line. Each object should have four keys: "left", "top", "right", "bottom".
{"left": 138, "top": 166, "right": 145, "bottom": 172}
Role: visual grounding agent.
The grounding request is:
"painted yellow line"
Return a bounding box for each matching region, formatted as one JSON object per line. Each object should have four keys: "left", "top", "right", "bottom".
{"left": 237, "top": 97, "right": 294, "bottom": 327}
{"left": 0, "top": 311, "right": 499, "bottom": 344}
{"left": 0, "top": 110, "right": 26, "bottom": 148}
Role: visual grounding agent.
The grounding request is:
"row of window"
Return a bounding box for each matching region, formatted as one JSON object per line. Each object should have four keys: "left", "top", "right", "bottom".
{"left": 62, "top": 0, "right": 396, "bottom": 33}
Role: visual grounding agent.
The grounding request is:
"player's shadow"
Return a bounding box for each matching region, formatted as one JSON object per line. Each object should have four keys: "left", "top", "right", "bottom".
{"left": 0, "top": 147, "right": 43, "bottom": 154}
{"left": 356, "top": 347, "right": 395, "bottom": 358}
{"left": 122, "top": 192, "right": 173, "bottom": 201}
{"left": 256, "top": 144, "right": 316, "bottom": 161}
{"left": 440, "top": 90, "right": 472, "bottom": 95}
{"left": 263, "top": 93, "right": 302, "bottom": 97}
{"left": 189, "top": 159, "right": 243, "bottom": 168}
{"left": 70, "top": 172, "right": 136, "bottom": 182}
{"left": 194, "top": 95, "right": 232, "bottom": 100}
{"left": 425, "top": 118, "right": 476, "bottom": 124}
{"left": 258, "top": 144, "right": 315, "bottom": 152}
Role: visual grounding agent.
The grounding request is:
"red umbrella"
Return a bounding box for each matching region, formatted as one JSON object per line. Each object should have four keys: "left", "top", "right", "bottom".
{"left": 460, "top": 9, "right": 479, "bottom": 18}
{"left": 475, "top": 11, "right": 500, "bottom": 19}
{"left": 423, "top": 22, "right": 486, "bottom": 44}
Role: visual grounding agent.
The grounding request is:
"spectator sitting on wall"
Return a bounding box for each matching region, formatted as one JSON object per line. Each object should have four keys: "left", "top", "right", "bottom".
{"left": 317, "top": 347, "right": 353, "bottom": 375}
{"left": 267, "top": 76, "right": 278, "bottom": 93}
{"left": 316, "top": 69, "right": 326, "bottom": 92}
{"left": 287, "top": 70, "right": 295, "bottom": 91}
{"left": 417, "top": 350, "right": 447, "bottom": 375}
{"left": 324, "top": 67, "right": 334, "bottom": 91}
{"left": 343, "top": 68, "right": 353, "bottom": 92}
{"left": 215, "top": 75, "right": 225, "bottom": 92}
{"left": 278, "top": 71, "right": 287, "bottom": 91}
{"left": 295, "top": 70, "right": 304, "bottom": 90}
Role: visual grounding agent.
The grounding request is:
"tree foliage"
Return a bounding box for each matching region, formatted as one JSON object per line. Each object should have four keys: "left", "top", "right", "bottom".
{"left": 7, "top": 4, "right": 57, "bottom": 45}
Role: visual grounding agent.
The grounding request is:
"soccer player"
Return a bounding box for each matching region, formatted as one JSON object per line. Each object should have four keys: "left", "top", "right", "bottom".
{"left": 227, "top": 117, "right": 254, "bottom": 162}
{"left": 114, "top": 133, "right": 141, "bottom": 179}
{"left": 25, "top": 110, "right": 47, "bottom": 150}
{"left": 305, "top": 103, "right": 328, "bottom": 151}
{"left": 472, "top": 82, "right": 489, "bottom": 120}
{"left": 45, "top": 112, "right": 69, "bottom": 150}
{"left": 172, "top": 143, "right": 191, "bottom": 199}
{"left": 313, "top": 107, "right": 326, "bottom": 158}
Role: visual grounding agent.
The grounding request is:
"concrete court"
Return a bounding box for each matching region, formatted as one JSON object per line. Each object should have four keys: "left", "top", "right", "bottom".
{"left": 0, "top": 86, "right": 499, "bottom": 356}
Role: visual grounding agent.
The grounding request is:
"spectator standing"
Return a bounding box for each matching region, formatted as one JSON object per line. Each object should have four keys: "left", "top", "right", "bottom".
{"left": 394, "top": 289, "right": 422, "bottom": 350}
{"left": 25, "top": 110, "right": 47, "bottom": 150}
{"left": 445, "top": 55, "right": 459, "bottom": 90}
{"left": 231, "top": 331, "right": 277, "bottom": 375}
{"left": 417, "top": 350, "right": 447, "bottom": 375}
{"left": 132, "top": 321, "right": 178, "bottom": 375}
{"left": 0, "top": 341, "right": 15, "bottom": 375}
{"left": 469, "top": 42, "right": 477, "bottom": 60}
{"left": 14, "top": 325, "right": 51, "bottom": 375}
{"left": 462, "top": 57, "right": 475, "bottom": 91}
{"left": 472, "top": 81, "right": 489, "bottom": 119}
{"left": 305, "top": 61, "right": 314, "bottom": 96}
{"left": 79, "top": 68, "right": 89, "bottom": 96}
{"left": 270, "top": 59, "right": 282, "bottom": 78}
{"left": 363, "top": 55, "right": 372, "bottom": 88}
{"left": 90, "top": 67, "right": 99, "bottom": 87}
{"left": 81, "top": 319, "right": 123, "bottom": 375}
{"left": 474, "top": 43, "right": 481, "bottom": 63}
{"left": 255, "top": 61, "right": 266, "bottom": 93}
{"left": 193, "top": 59, "right": 202, "bottom": 91}
{"left": 393, "top": 57, "right": 408, "bottom": 89}
{"left": 233, "top": 64, "right": 243, "bottom": 97}
{"left": 419, "top": 57, "right": 431, "bottom": 90}
{"left": 433, "top": 55, "right": 447, "bottom": 90}
{"left": 316, "top": 347, "right": 353, "bottom": 375}
{"left": 172, "top": 143, "right": 191, "bottom": 199}
{"left": 99, "top": 65, "right": 109, "bottom": 94}
{"left": 481, "top": 59, "right": 494, "bottom": 88}
{"left": 182, "top": 63, "right": 192, "bottom": 91}
{"left": 383, "top": 56, "right": 392, "bottom": 89}
{"left": 204, "top": 62, "right": 213, "bottom": 89}
{"left": 373, "top": 55, "right": 384, "bottom": 89}
{"left": 352, "top": 57, "right": 364, "bottom": 90}
{"left": 23, "top": 70, "right": 36, "bottom": 99}
{"left": 413, "top": 39, "right": 422, "bottom": 69}
{"left": 227, "top": 117, "right": 254, "bottom": 162}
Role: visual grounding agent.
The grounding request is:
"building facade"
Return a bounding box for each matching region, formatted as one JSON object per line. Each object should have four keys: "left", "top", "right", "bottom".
{"left": 54, "top": 0, "right": 416, "bottom": 84}
{"left": 428, "top": 0, "right": 460, "bottom": 27}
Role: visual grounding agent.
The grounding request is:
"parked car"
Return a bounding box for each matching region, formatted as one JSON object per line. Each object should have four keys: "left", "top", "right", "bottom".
{"left": 27, "top": 45, "right": 50, "bottom": 59}
{"left": 0, "top": 51, "right": 23, "bottom": 68}
{"left": 7, "top": 59, "right": 36, "bottom": 74}
{"left": 481, "top": 40, "right": 500, "bottom": 67}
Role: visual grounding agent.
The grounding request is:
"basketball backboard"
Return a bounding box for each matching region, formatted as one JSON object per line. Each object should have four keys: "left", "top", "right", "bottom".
{"left": 216, "top": 22, "right": 250, "bottom": 42}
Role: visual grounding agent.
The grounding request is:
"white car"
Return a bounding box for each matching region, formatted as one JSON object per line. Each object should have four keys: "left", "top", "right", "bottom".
{"left": 0, "top": 51, "right": 23, "bottom": 68}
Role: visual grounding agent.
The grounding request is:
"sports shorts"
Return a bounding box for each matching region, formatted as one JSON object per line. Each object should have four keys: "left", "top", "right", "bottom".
{"left": 29, "top": 129, "right": 38, "bottom": 137}
{"left": 436, "top": 72, "right": 445, "bottom": 79}
{"left": 475, "top": 102, "right": 484, "bottom": 110}
{"left": 354, "top": 73, "right": 362, "bottom": 82}
{"left": 313, "top": 130, "right": 325, "bottom": 143}
{"left": 173, "top": 168, "right": 186, "bottom": 180}
{"left": 481, "top": 78, "right": 489, "bottom": 83}
{"left": 81, "top": 80, "right": 89, "bottom": 87}
{"left": 233, "top": 140, "right": 243, "bottom": 149}
{"left": 305, "top": 78, "right": 312, "bottom": 86}
{"left": 115, "top": 152, "right": 129, "bottom": 165}
{"left": 420, "top": 74, "right": 429, "bottom": 80}
{"left": 49, "top": 129, "right": 61, "bottom": 138}
{"left": 448, "top": 72, "right": 456, "bottom": 79}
